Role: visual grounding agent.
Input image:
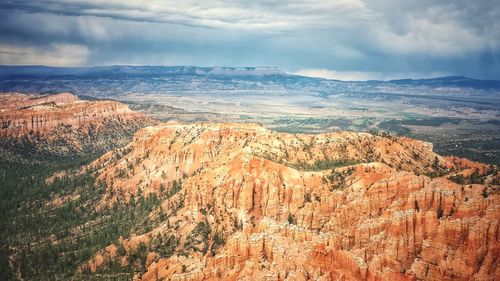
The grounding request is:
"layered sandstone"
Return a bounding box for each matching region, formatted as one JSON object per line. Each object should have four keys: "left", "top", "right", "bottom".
{"left": 0, "top": 92, "right": 79, "bottom": 112}
{"left": 84, "top": 123, "right": 499, "bottom": 280}
{"left": 0, "top": 92, "right": 154, "bottom": 158}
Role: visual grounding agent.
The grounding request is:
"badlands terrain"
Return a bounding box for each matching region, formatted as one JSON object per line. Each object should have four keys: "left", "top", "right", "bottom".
{"left": 0, "top": 93, "right": 498, "bottom": 280}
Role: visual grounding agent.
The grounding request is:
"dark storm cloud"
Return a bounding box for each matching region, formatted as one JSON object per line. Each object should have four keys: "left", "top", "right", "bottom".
{"left": 0, "top": 0, "right": 498, "bottom": 79}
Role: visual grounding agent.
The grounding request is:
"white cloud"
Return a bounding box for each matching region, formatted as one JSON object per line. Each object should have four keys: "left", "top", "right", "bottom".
{"left": 292, "top": 68, "right": 448, "bottom": 81}
{"left": 0, "top": 0, "right": 498, "bottom": 77}
{"left": 0, "top": 44, "right": 89, "bottom": 66}
{"left": 5, "top": 0, "right": 496, "bottom": 57}
{"left": 375, "top": 17, "right": 489, "bottom": 57}
{"left": 2, "top": 0, "right": 376, "bottom": 31}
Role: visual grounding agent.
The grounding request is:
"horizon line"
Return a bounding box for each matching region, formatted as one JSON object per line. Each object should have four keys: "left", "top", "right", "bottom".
{"left": 0, "top": 64, "right": 498, "bottom": 83}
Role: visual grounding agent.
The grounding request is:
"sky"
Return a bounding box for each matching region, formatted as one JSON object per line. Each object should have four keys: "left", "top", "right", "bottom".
{"left": 0, "top": 0, "right": 499, "bottom": 80}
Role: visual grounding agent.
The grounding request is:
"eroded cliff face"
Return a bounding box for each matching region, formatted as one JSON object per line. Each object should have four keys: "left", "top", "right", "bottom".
{"left": 83, "top": 123, "right": 499, "bottom": 281}
{"left": 0, "top": 92, "right": 79, "bottom": 112}
{"left": 0, "top": 92, "right": 154, "bottom": 158}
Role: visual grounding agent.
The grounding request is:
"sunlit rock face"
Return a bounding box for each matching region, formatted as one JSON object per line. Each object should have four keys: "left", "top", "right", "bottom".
{"left": 0, "top": 92, "right": 154, "bottom": 157}
{"left": 85, "top": 122, "right": 499, "bottom": 281}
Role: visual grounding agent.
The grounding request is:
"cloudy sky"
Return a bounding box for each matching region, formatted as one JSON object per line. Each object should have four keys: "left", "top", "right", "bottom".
{"left": 0, "top": 0, "right": 499, "bottom": 80}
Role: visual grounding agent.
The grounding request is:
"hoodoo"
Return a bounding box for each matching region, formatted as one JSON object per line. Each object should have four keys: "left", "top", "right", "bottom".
{"left": 80, "top": 123, "right": 499, "bottom": 280}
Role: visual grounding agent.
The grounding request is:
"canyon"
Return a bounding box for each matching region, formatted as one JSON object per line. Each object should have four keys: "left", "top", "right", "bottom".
{"left": 1, "top": 1, "right": 499, "bottom": 280}
{"left": 74, "top": 122, "right": 499, "bottom": 280}
{"left": 0, "top": 93, "right": 498, "bottom": 281}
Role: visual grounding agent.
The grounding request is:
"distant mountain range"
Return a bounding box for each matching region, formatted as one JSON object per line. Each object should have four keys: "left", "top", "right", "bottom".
{"left": 0, "top": 65, "right": 285, "bottom": 77}
{"left": 0, "top": 65, "right": 499, "bottom": 89}
{"left": 382, "top": 75, "right": 500, "bottom": 90}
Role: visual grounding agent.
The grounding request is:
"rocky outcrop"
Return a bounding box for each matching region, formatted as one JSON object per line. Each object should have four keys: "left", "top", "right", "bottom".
{"left": 0, "top": 92, "right": 79, "bottom": 112}
{"left": 0, "top": 92, "right": 154, "bottom": 158}
{"left": 84, "top": 123, "right": 499, "bottom": 280}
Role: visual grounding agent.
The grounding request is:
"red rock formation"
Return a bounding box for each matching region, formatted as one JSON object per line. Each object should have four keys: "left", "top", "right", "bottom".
{"left": 0, "top": 92, "right": 154, "bottom": 157}
{"left": 0, "top": 92, "right": 79, "bottom": 111}
{"left": 0, "top": 92, "right": 145, "bottom": 137}
{"left": 83, "top": 123, "right": 499, "bottom": 280}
